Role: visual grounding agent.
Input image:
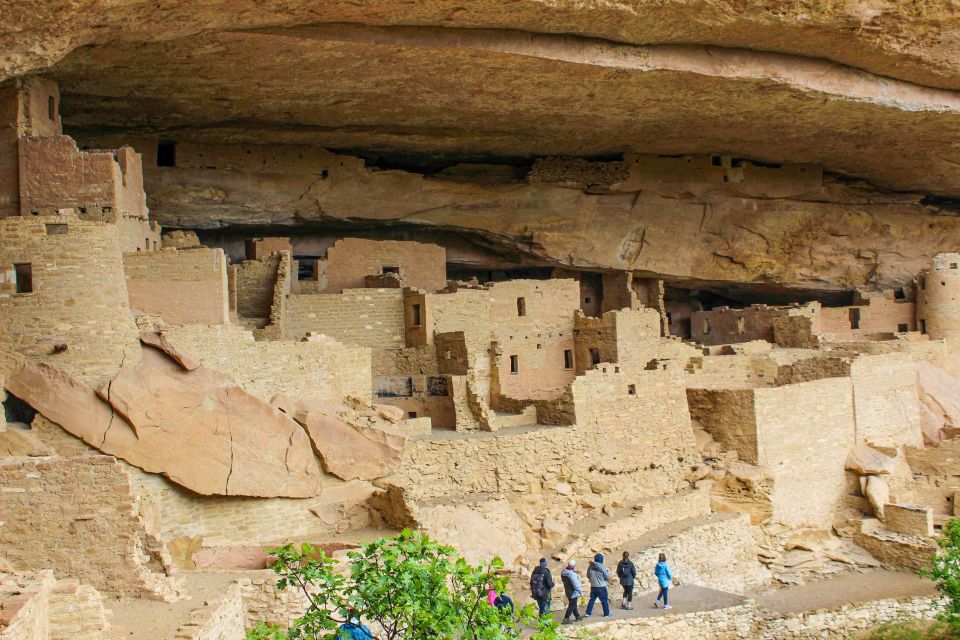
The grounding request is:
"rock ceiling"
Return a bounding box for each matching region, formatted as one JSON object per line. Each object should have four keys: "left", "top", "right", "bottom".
{"left": 3, "top": 1, "right": 960, "bottom": 196}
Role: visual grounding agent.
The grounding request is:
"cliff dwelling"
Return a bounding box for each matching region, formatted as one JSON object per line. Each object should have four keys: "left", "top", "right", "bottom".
{"left": 3, "top": 3, "right": 960, "bottom": 639}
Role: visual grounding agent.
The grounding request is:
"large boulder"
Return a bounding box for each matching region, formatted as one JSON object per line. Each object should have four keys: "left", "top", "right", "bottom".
{"left": 845, "top": 444, "right": 896, "bottom": 476}
{"left": 6, "top": 352, "right": 324, "bottom": 497}
{"left": 414, "top": 496, "right": 530, "bottom": 571}
{"left": 273, "top": 395, "right": 407, "bottom": 481}
{"left": 917, "top": 362, "right": 960, "bottom": 441}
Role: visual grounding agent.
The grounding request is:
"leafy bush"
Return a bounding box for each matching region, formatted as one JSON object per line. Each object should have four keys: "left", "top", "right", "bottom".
{"left": 246, "top": 530, "right": 560, "bottom": 640}
{"left": 922, "top": 518, "right": 960, "bottom": 624}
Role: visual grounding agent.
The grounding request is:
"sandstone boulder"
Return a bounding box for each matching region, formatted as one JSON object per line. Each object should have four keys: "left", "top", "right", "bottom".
{"left": 6, "top": 355, "right": 323, "bottom": 497}
{"left": 918, "top": 362, "right": 960, "bottom": 432}
{"left": 414, "top": 496, "right": 529, "bottom": 570}
{"left": 845, "top": 444, "right": 896, "bottom": 476}
{"left": 863, "top": 475, "right": 890, "bottom": 520}
{"left": 273, "top": 395, "right": 406, "bottom": 481}
{"left": 139, "top": 331, "right": 200, "bottom": 370}
{"left": 375, "top": 404, "right": 406, "bottom": 423}
{"left": 293, "top": 411, "right": 405, "bottom": 482}
{"left": 98, "top": 348, "right": 323, "bottom": 497}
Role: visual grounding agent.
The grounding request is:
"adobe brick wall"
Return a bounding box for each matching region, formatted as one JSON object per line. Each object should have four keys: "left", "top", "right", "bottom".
{"left": 323, "top": 238, "right": 446, "bottom": 293}
{"left": 124, "top": 248, "right": 230, "bottom": 326}
{"left": 284, "top": 288, "right": 405, "bottom": 348}
{"left": 691, "top": 304, "right": 815, "bottom": 346}
{"left": 819, "top": 292, "right": 915, "bottom": 337}
{"left": 0, "top": 456, "right": 179, "bottom": 601}
{"left": 0, "top": 215, "right": 141, "bottom": 387}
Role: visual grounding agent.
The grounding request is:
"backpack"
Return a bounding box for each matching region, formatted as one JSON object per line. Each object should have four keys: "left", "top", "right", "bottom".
{"left": 494, "top": 594, "right": 514, "bottom": 613}
{"left": 530, "top": 570, "right": 548, "bottom": 598}
{"left": 560, "top": 571, "right": 574, "bottom": 597}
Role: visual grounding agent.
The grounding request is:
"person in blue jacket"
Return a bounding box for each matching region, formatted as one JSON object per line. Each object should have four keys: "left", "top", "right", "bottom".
{"left": 337, "top": 616, "right": 374, "bottom": 640}
{"left": 653, "top": 552, "right": 673, "bottom": 610}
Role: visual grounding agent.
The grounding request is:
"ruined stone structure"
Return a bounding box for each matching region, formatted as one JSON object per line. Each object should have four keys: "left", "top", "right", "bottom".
{"left": 4, "top": 5, "right": 960, "bottom": 636}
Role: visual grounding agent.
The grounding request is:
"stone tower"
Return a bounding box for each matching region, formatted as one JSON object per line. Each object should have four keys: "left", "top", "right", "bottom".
{"left": 916, "top": 253, "right": 960, "bottom": 342}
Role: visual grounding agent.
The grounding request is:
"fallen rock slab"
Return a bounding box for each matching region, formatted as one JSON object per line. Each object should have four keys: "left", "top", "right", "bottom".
{"left": 295, "top": 411, "right": 405, "bottom": 481}
{"left": 846, "top": 443, "right": 896, "bottom": 475}
{"left": 0, "top": 424, "right": 55, "bottom": 457}
{"left": 98, "top": 348, "right": 323, "bottom": 497}
{"left": 139, "top": 330, "right": 200, "bottom": 370}
{"left": 6, "top": 356, "right": 323, "bottom": 497}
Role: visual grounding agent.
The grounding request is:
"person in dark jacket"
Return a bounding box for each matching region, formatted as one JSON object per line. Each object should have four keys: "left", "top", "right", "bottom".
{"left": 529, "top": 557, "right": 555, "bottom": 616}
{"left": 616, "top": 551, "right": 636, "bottom": 610}
{"left": 584, "top": 553, "right": 611, "bottom": 617}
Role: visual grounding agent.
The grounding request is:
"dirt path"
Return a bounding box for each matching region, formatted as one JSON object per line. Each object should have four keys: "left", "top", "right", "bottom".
{"left": 547, "top": 584, "right": 747, "bottom": 625}
{"left": 753, "top": 569, "right": 936, "bottom": 614}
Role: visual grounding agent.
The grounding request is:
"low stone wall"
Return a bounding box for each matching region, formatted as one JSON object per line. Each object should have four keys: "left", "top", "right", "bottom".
{"left": 175, "top": 582, "right": 246, "bottom": 640}
{"left": 237, "top": 572, "right": 311, "bottom": 631}
{"left": 0, "top": 571, "right": 113, "bottom": 640}
{"left": 755, "top": 595, "right": 939, "bottom": 639}
{"left": 559, "top": 594, "right": 941, "bottom": 640}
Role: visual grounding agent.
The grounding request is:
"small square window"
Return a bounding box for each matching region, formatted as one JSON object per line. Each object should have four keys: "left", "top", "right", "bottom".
{"left": 951, "top": 264, "right": 958, "bottom": 269}
{"left": 898, "top": 324, "right": 909, "bottom": 332}
{"left": 536, "top": 343, "right": 542, "bottom": 349}
{"left": 382, "top": 265, "right": 400, "bottom": 274}
{"left": 628, "top": 384, "right": 636, "bottom": 395}
{"left": 408, "top": 411, "right": 418, "bottom": 418}
{"left": 584, "top": 297, "right": 592, "bottom": 304}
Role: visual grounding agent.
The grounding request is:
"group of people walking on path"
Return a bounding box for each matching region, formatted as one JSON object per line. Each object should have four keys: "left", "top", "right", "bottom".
{"left": 530, "top": 551, "right": 674, "bottom": 624}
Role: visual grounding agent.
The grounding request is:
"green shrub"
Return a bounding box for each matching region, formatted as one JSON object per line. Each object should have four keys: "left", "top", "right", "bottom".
{"left": 246, "top": 530, "right": 560, "bottom": 640}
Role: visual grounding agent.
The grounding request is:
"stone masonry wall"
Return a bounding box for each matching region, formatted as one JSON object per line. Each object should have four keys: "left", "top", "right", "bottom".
{"left": 160, "top": 325, "right": 372, "bottom": 404}
{"left": 754, "top": 377, "right": 855, "bottom": 528}
{"left": 174, "top": 582, "right": 246, "bottom": 640}
{"left": 850, "top": 353, "right": 922, "bottom": 448}
{"left": 0, "top": 215, "right": 141, "bottom": 387}
{"left": 18, "top": 136, "right": 147, "bottom": 219}
{"left": 233, "top": 254, "right": 280, "bottom": 319}
{"left": 323, "top": 238, "right": 446, "bottom": 293}
{"left": 284, "top": 288, "right": 405, "bottom": 348}
{"left": 124, "top": 247, "right": 230, "bottom": 326}
{"left": 0, "top": 570, "right": 54, "bottom": 640}
{"left": 0, "top": 456, "right": 178, "bottom": 600}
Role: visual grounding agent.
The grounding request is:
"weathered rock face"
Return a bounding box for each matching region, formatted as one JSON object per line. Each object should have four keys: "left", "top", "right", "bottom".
{"left": 272, "top": 395, "right": 406, "bottom": 482}
{"left": 5, "top": 353, "right": 325, "bottom": 497}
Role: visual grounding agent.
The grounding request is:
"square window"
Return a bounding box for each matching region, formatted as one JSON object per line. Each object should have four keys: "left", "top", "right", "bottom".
{"left": 898, "top": 324, "right": 909, "bottom": 332}
{"left": 628, "top": 384, "right": 636, "bottom": 395}
{"left": 382, "top": 265, "right": 400, "bottom": 274}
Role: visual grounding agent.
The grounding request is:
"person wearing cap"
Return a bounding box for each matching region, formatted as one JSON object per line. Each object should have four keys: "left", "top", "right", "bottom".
{"left": 336, "top": 615, "right": 374, "bottom": 640}
{"left": 529, "top": 557, "right": 555, "bottom": 617}
{"left": 560, "top": 559, "right": 584, "bottom": 624}
{"left": 584, "top": 553, "right": 611, "bottom": 617}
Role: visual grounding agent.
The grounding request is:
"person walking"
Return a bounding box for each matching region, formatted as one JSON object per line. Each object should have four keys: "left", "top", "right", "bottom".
{"left": 336, "top": 615, "right": 374, "bottom": 640}
{"left": 616, "top": 551, "right": 636, "bottom": 610}
{"left": 529, "top": 558, "right": 555, "bottom": 617}
{"left": 584, "top": 553, "right": 611, "bottom": 617}
{"left": 653, "top": 552, "right": 673, "bottom": 610}
{"left": 560, "top": 559, "right": 584, "bottom": 624}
